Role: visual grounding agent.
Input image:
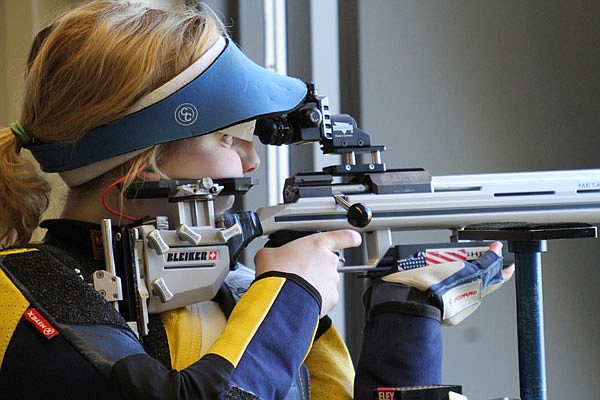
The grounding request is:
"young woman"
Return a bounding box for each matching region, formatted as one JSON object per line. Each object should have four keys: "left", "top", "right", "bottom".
{"left": 0, "top": 2, "right": 511, "bottom": 399}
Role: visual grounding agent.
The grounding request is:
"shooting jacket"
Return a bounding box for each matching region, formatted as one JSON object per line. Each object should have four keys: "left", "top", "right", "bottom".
{"left": 0, "top": 220, "right": 354, "bottom": 399}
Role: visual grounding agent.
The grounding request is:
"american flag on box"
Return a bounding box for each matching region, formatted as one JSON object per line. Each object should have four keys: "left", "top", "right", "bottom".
{"left": 424, "top": 246, "right": 490, "bottom": 265}
{"left": 396, "top": 255, "right": 427, "bottom": 270}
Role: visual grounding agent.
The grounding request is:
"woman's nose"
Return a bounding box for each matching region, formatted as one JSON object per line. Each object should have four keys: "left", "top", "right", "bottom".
{"left": 239, "top": 140, "right": 260, "bottom": 173}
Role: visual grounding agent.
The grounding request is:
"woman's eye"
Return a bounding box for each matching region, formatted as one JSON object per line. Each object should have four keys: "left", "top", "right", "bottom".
{"left": 220, "top": 134, "right": 234, "bottom": 147}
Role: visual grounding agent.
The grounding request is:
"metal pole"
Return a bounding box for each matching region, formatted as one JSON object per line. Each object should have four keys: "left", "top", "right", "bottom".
{"left": 509, "top": 240, "right": 548, "bottom": 400}
{"left": 264, "top": 0, "right": 289, "bottom": 205}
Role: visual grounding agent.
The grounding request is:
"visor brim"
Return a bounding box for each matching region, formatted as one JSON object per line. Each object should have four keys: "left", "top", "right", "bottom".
{"left": 29, "top": 38, "right": 307, "bottom": 173}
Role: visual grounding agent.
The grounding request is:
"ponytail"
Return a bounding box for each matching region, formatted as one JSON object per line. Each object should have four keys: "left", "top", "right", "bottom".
{"left": 0, "top": 0, "right": 225, "bottom": 244}
{"left": 0, "top": 127, "right": 50, "bottom": 246}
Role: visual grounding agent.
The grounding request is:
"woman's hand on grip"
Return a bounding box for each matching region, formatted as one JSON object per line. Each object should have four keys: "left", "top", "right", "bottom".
{"left": 254, "top": 230, "right": 362, "bottom": 316}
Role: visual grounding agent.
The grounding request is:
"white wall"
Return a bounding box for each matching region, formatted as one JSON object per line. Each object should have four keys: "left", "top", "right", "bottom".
{"left": 354, "top": 1, "right": 600, "bottom": 399}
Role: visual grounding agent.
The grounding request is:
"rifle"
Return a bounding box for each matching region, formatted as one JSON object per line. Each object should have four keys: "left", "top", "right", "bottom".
{"left": 253, "top": 84, "right": 600, "bottom": 271}
{"left": 98, "top": 83, "right": 600, "bottom": 336}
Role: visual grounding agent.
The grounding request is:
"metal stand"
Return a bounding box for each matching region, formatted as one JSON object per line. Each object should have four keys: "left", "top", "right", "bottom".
{"left": 458, "top": 223, "right": 597, "bottom": 400}
{"left": 510, "top": 240, "right": 547, "bottom": 400}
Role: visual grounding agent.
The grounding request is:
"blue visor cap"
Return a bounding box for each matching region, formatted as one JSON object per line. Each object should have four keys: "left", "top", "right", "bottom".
{"left": 29, "top": 38, "right": 308, "bottom": 173}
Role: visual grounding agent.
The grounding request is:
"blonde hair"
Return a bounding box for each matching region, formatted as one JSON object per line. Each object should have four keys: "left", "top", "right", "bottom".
{"left": 0, "top": 0, "right": 224, "bottom": 246}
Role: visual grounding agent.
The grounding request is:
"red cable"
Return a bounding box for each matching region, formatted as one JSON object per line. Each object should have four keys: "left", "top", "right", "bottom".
{"left": 101, "top": 163, "right": 148, "bottom": 222}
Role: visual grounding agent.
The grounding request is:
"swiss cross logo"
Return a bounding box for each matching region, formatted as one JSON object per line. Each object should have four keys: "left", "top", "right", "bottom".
{"left": 23, "top": 308, "right": 59, "bottom": 340}
{"left": 166, "top": 250, "right": 219, "bottom": 263}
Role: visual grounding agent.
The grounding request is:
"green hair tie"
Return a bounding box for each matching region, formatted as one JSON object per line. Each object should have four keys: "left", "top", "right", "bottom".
{"left": 9, "top": 122, "right": 32, "bottom": 147}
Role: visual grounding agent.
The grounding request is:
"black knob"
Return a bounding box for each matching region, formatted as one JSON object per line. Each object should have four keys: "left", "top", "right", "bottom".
{"left": 347, "top": 203, "right": 372, "bottom": 228}
{"left": 303, "top": 107, "right": 322, "bottom": 126}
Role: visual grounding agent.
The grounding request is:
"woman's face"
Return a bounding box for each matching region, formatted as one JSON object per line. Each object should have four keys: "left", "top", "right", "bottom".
{"left": 159, "top": 131, "right": 260, "bottom": 180}
{"left": 152, "top": 131, "right": 260, "bottom": 215}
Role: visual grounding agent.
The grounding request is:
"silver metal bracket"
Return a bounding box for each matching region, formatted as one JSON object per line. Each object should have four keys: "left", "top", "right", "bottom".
{"left": 92, "top": 269, "right": 123, "bottom": 303}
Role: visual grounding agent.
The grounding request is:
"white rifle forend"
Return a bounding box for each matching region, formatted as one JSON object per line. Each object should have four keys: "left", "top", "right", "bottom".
{"left": 256, "top": 168, "right": 600, "bottom": 271}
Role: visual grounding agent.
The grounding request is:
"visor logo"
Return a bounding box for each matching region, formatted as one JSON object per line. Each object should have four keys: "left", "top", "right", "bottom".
{"left": 174, "top": 103, "right": 198, "bottom": 126}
